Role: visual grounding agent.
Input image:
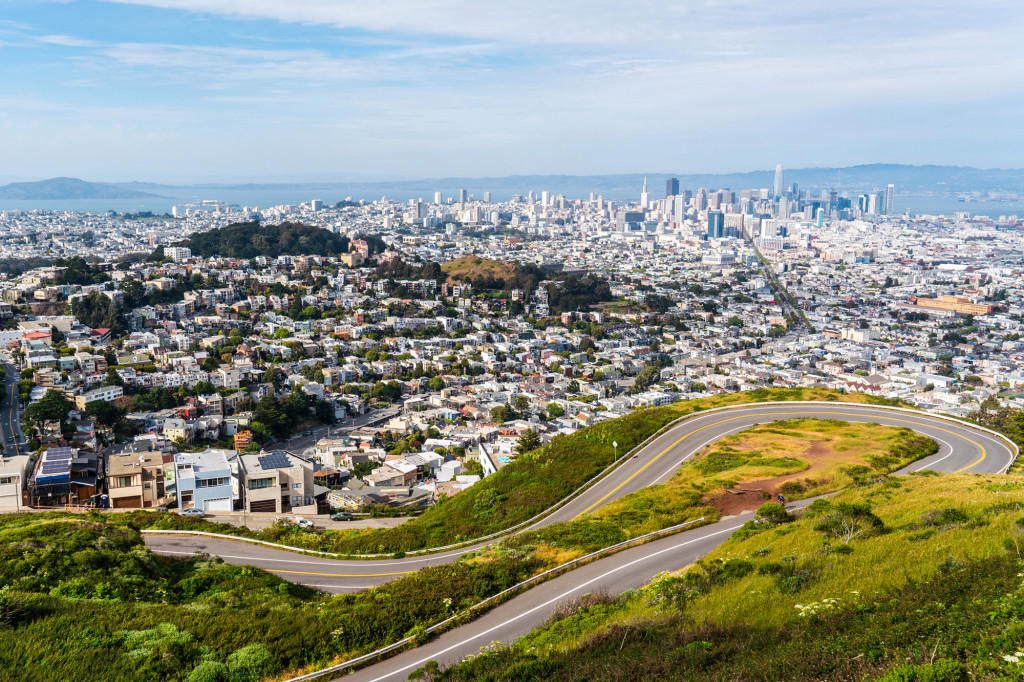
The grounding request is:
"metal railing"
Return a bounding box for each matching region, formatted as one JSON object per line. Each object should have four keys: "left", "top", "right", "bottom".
{"left": 142, "top": 400, "right": 1020, "bottom": 556}
{"left": 280, "top": 517, "right": 707, "bottom": 682}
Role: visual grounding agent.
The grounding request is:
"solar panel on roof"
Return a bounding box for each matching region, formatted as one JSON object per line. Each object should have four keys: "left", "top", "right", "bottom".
{"left": 257, "top": 452, "right": 290, "bottom": 470}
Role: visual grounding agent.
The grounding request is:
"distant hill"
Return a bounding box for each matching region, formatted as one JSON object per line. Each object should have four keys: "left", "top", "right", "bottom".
{"left": 441, "top": 256, "right": 522, "bottom": 284}
{"left": 110, "top": 164, "right": 1024, "bottom": 205}
{"left": 171, "top": 221, "right": 350, "bottom": 259}
{"left": 0, "top": 177, "right": 164, "bottom": 200}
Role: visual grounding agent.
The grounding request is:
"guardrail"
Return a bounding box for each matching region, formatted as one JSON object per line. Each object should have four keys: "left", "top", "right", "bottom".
{"left": 143, "top": 400, "right": 1020, "bottom": 557}
{"left": 142, "top": 402, "right": 714, "bottom": 559}
{"left": 279, "top": 516, "right": 707, "bottom": 682}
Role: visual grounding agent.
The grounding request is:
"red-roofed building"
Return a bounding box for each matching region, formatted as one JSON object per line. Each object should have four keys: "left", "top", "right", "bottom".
{"left": 21, "top": 330, "right": 52, "bottom": 346}
{"left": 90, "top": 328, "right": 112, "bottom": 345}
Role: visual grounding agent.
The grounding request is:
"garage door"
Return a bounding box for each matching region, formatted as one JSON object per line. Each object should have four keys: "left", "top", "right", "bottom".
{"left": 113, "top": 496, "right": 142, "bottom": 509}
{"left": 249, "top": 499, "right": 277, "bottom": 513}
{"left": 202, "top": 497, "right": 231, "bottom": 512}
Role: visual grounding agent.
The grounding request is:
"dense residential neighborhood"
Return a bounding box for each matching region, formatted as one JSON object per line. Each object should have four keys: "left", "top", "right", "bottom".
{"left": 1, "top": 185, "right": 1023, "bottom": 519}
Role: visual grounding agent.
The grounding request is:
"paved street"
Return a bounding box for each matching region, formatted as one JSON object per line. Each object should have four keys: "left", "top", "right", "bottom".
{"left": 277, "top": 405, "right": 402, "bottom": 455}
{"left": 1, "top": 358, "right": 26, "bottom": 459}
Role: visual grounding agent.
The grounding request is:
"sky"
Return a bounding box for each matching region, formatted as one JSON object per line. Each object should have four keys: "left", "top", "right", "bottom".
{"left": 2, "top": 0, "right": 1024, "bottom": 183}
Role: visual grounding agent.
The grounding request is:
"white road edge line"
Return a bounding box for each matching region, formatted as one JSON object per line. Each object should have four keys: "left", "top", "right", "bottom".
{"left": 360, "top": 524, "right": 743, "bottom": 682}
{"left": 912, "top": 435, "right": 956, "bottom": 472}
{"left": 151, "top": 549, "right": 417, "bottom": 570}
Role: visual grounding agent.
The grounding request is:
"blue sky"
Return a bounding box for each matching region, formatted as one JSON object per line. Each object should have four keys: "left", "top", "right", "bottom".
{"left": 2, "top": 0, "right": 1023, "bottom": 182}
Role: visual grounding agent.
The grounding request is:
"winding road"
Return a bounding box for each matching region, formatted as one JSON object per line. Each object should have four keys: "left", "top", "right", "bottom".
{"left": 142, "top": 402, "right": 1017, "bottom": 681}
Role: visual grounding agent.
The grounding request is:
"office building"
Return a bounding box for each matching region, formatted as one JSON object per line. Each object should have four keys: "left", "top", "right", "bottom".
{"left": 458, "top": 189, "right": 467, "bottom": 203}
{"left": 434, "top": 191, "right": 443, "bottom": 205}
{"left": 886, "top": 184, "right": 895, "bottom": 215}
{"left": 666, "top": 177, "right": 679, "bottom": 197}
{"left": 707, "top": 210, "right": 724, "bottom": 239}
{"left": 773, "top": 164, "right": 784, "bottom": 198}
{"left": 640, "top": 177, "right": 649, "bottom": 210}
{"left": 483, "top": 191, "right": 492, "bottom": 204}
{"left": 310, "top": 199, "right": 323, "bottom": 211}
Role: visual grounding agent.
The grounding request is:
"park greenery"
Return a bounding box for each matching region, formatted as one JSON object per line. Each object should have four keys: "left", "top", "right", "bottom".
{"left": 425, "top": 473, "right": 1024, "bottom": 681}
{"left": 132, "top": 388, "right": 904, "bottom": 555}
{"left": 0, "top": 513, "right": 540, "bottom": 682}
{"left": 172, "top": 221, "right": 351, "bottom": 259}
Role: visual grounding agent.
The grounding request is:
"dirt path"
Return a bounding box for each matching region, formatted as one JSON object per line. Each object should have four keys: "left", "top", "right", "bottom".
{"left": 707, "top": 440, "right": 830, "bottom": 516}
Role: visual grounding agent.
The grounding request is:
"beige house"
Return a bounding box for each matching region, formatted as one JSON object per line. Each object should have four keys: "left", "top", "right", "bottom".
{"left": 238, "top": 450, "right": 318, "bottom": 514}
{"left": 0, "top": 455, "right": 31, "bottom": 511}
{"left": 106, "top": 448, "right": 168, "bottom": 509}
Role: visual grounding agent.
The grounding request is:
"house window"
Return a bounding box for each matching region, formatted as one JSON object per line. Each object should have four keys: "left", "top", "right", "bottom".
{"left": 291, "top": 483, "right": 301, "bottom": 489}
{"left": 249, "top": 477, "right": 275, "bottom": 490}
{"left": 115, "top": 476, "right": 133, "bottom": 488}
{"left": 0, "top": 476, "right": 13, "bottom": 486}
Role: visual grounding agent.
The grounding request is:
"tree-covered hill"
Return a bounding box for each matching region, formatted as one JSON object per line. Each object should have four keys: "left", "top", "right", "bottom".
{"left": 172, "top": 221, "right": 351, "bottom": 259}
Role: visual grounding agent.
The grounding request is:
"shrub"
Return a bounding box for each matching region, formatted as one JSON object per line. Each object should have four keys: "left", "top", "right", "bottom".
{"left": 878, "top": 659, "right": 968, "bottom": 682}
{"left": 813, "top": 502, "right": 885, "bottom": 544}
{"left": 187, "top": 661, "right": 230, "bottom": 682}
{"left": 226, "top": 643, "right": 272, "bottom": 682}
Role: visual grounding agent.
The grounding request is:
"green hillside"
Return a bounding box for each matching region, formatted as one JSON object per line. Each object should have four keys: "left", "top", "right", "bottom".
{"left": 170, "top": 220, "right": 350, "bottom": 259}
{"left": 441, "top": 255, "right": 524, "bottom": 284}
{"left": 134, "top": 388, "right": 903, "bottom": 555}
{"left": 427, "top": 473, "right": 1024, "bottom": 682}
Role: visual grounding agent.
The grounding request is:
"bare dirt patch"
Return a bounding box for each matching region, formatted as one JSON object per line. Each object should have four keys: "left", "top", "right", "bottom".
{"left": 708, "top": 440, "right": 837, "bottom": 515}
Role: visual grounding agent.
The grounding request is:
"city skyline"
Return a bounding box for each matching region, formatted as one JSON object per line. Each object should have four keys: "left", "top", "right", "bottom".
{"left": 2, "top": 1, "right": 1024, "bottom": 182}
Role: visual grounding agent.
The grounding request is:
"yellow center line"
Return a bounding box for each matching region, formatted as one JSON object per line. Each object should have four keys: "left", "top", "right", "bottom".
{"left": 271, "top": 569, "right": 415, "bottom": 577}
{"left": 571, "top": 409, "right": 988, "bottom": 520}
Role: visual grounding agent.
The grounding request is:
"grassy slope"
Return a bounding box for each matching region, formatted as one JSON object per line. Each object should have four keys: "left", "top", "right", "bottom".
{"left": 0, "top": 513, "right": 539, "bottom": 682}
{"left": 132, "top": 385, "right": 909, "bottom": 557}
{"left": 583, "top": 418, "right": 937, "bottom": 540}
{"left": 440, "top": 255, "right": 520, "bottom": 283}
{"left": 428, "top": 473, "right": 1024, "bottom": 681}
{"left": 132, "top": 388, "right": 904, "bottom": 555}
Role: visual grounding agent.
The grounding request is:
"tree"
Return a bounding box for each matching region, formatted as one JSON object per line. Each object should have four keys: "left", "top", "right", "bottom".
{"left": 546, "top": 402, "right": 565, "bottom": 418}
{"left": 283, "top": 387, "right": 309, "bottom": 425}
{"left": 567, "top": 380, "right": 580, "bottom": 394}
{"left": 254, "top": 396, "right": 287, "bottom": 437}
{"left": 83, "top": 400, "right": 123, "bottom": 427}
{"left": 490, "top": 405, "right": 510, "bottom": 424}
{"left": 428, "top": 376, "right": 446, "bottom": 392}
{"left": 515, "top": 429, "right": 541, "bottom": 457}
{"left": 104, "top": 367, "right": 124, "bottom": 387}
{"left": 512, "top": 395, "right": 530, "bottom": 414}
{"left": 24, "top": 389, "right": 74, "bottom": 427}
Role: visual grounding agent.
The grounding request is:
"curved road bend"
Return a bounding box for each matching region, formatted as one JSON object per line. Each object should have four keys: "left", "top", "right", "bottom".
{"left": 145, "top": 403, "right": 1012, "bottom": 595}
{"left": 336, "top": 404, "right": 1015, "bottom": 682}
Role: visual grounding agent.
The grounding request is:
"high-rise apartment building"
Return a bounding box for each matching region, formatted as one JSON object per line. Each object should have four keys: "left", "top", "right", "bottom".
{"left": 458, "top": 189, "right": 467, "bottom": 203}
{"left": 434, "top": 191, "right": 443, "bottom": 205}
{"left": 885, "top": 184, "right": 895, "bottom": 215}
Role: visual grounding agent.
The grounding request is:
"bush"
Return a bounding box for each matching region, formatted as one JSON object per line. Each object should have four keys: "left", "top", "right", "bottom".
{"left": 187, "top": 662, "right": 230, "bottom": 682}
{"left": 878, "top": 660, "right": 969, "bottom": 682}
{"left": 226, "top": 644, "right": 273, "bottom": 682}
